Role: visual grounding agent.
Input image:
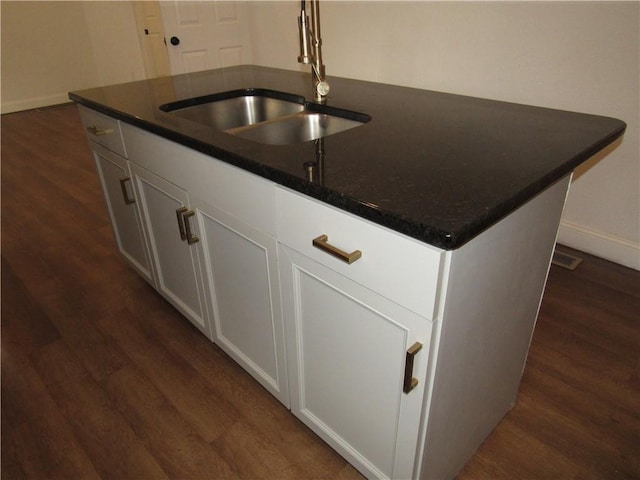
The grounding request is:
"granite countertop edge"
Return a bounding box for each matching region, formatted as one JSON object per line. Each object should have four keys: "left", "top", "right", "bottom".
{"left": 69, "top": 65, "right": 627, "bottom": 251}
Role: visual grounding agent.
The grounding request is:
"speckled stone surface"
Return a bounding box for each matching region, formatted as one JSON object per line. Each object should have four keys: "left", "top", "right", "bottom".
{"left": 69, "top": 65, "right": 626, "bottom": 250}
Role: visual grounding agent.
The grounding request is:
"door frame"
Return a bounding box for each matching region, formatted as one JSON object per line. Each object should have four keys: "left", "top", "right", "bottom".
{"left": 132, "top": 0, "right": 171, "bottom": 78}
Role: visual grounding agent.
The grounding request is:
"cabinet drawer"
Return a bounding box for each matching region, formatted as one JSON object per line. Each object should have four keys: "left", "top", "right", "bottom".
{"left": 275, "top": 187, "right": 443, "bottom": 320}
{"left": 78, "top": 106, "right": 127, "bottom": 158}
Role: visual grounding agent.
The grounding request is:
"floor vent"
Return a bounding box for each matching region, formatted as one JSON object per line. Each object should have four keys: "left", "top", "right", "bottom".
{"left": 552, "top": 250, "right": 583, "bottom": 270}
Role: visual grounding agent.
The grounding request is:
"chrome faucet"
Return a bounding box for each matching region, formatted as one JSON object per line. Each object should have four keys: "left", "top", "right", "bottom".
{"left": 298, "top": 0, "right": 330, "bottom": 104}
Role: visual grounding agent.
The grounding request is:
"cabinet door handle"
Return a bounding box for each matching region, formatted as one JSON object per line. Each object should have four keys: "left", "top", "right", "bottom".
{"left": 119, "top": 177, "right": 135, "bottom": 205}
{"left": 312, "top": 234, "right": 362, "bottom": 264}
{"left": 176, "top": 207, "right": 188, "bottom": 241}
{"left": 87, "top": 125, "right": 113, "bottom": 136}
{"left": 403, "top": 342, "right": 423, "bottom": 394}
{"left": 183, "top": 210, "right": 199, "bottom": 245}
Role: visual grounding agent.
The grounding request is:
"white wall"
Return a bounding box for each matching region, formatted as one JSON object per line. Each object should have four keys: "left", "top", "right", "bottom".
{"left": 248, "top": 1, "right": 640, "bottom": 270}
{"left": 1, "top": 1, "right": 98, "bottom": 112}
{"left": 81, "top": 2, "right": 147, "bottom": 87}
{"left": 1, "top": 1, "right": 146, "bottom": 113}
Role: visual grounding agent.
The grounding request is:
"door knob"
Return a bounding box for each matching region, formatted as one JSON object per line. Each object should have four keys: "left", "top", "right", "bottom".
{"left": 170, "top": 36, "right": 180, "bottom": 46}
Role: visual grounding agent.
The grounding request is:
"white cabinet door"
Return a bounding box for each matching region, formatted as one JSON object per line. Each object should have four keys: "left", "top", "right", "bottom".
{"left": 194, "top": 198, "right": 288, "bottom": 406}
{"left": 92, "top": 145, "right": 153, "bottom": 284}
{"left": 279, "top": 245, "right": 432, "bottom": 480}
{"left": 130, "top": 163, "right": 210, "bottom": 338}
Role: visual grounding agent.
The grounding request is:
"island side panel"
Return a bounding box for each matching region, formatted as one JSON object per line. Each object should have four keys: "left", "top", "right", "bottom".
{"left": 419, "top": 175, "right": 571, "bottom": 480}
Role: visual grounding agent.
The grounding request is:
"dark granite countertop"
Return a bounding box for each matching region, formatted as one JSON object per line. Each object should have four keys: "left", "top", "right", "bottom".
{"left": 69, "top": 65, "right": 625, "bottom": 250}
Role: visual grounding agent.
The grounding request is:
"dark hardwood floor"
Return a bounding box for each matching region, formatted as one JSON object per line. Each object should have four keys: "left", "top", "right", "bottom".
{"left": 2, "top": 104, "right": 639, "bottom": 479}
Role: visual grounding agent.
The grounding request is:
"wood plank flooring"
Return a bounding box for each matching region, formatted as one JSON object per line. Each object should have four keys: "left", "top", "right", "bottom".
{"left": 2, "top": 104, "right": 639, "bottom": 479}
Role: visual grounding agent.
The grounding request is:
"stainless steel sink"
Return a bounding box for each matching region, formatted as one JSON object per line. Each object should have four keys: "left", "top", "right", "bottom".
{"left": 226, "top": 111, "right": 365, "bottom": 145}
{"left": 161, "top": 90, "right": 305, "bottom": 131}
{"left": 160, "top": 89, "right": 370, "bottom": 144}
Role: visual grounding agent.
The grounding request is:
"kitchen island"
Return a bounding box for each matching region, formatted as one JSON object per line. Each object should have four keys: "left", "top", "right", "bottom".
{"left": 70, "top": 65, "right": 625, "bottom": 480}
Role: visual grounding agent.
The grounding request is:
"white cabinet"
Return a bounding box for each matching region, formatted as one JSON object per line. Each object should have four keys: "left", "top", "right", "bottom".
{"left": 279, "top": 246, "right": 432, "bottom": 479}
{"left": 92, "top": 147, "right": 153, "bottom": 283}
{"left": 119, "top": 121, "right": 288, "bottom": 405}
{"left": 81, "top": 104, "right": 572, "bottom": 480}
{"left": 276, "top": 187, "right": 441, "bottom": 479}
{"left": 274, "top": 187, "right": 443, "bottom": 320}
{"left": 130, "top": 163, "right": 210, "bottom": 338}
{"left": 78, "top": 106, "right": 153, "bottom": 284}
{"left": 194, "top": 197, "right": 288, "bottom": 405}
{"left": 79, "top": 106, "right": 127, "bottom": 158}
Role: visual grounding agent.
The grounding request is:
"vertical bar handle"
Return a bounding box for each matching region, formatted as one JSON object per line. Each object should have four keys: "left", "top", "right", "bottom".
{"left": 403, "top": 342, "right": 423, "bottom": 394}
{"left": 119, "top": 177, "right": 135, "bottom": 205}
{"left": 183, "top": 210, "right": 199, "bottom": 245}
{"left": 176, "top": 206, "right": 188, "bottom": 241}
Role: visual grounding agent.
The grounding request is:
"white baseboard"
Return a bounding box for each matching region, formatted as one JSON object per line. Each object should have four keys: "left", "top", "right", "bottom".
{"left": 1, "top": 92, "right": 71, "bottom": 114}
{"left": 557, "top": 220, "right": 640, "bottom": 270}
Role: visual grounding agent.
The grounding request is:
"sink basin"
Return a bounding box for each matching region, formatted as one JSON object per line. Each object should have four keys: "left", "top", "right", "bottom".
{"left": 160, "top": 89, "right": 305, "bottom": 131}
{"left": 160, "top": 88, "right": 370, "bottom": 144}
{"left": 226, "top": 111, "right": 365, "bottom": 145}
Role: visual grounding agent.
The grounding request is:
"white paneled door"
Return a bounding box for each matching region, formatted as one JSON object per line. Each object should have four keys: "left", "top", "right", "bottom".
{"left": 159, "top": 1, "right": 252, "bottom": 75}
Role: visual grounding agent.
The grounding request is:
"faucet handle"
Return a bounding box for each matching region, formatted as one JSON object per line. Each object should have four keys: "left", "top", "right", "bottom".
{"left": 316, "top": 81, "right": 330, "bottom": 97}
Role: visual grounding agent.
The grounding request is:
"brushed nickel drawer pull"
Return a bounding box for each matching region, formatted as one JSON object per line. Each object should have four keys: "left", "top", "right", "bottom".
{"left": 403, "top": 342, "right": 423, "bottom": 394}
{"left": 176, "top": 206, "right": 188, "bottom": 241}
{"left": 312, "top": 234, "right": 362, "bottom": 264}
{"left": 183, "top": 210, "right": 199, "bottom": 245}
{"left": 87, "top": 125, "right": 114, "bottom": 136}
{"left": 119, "top": 177, "right": 135, "bottom": 205}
